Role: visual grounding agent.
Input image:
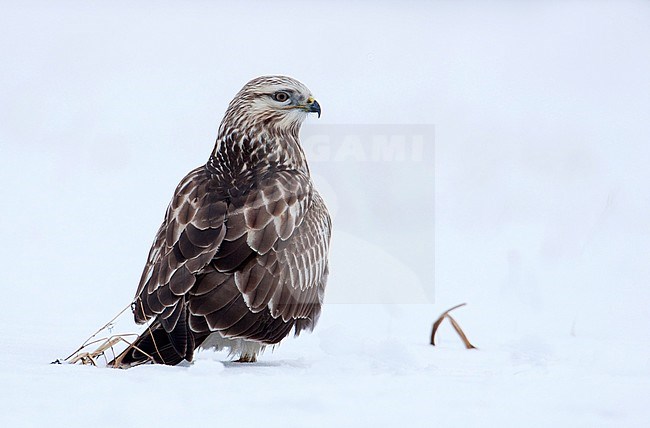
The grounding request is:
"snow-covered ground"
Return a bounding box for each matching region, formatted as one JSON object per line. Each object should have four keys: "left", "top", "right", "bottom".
{"left": 1, "top": 1, "right": 649, "bottom": 426}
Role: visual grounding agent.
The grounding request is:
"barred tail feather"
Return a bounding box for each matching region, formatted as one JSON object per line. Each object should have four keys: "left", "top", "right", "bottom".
{"left": 108, "top": 320, "right": 206, "bottom": 368}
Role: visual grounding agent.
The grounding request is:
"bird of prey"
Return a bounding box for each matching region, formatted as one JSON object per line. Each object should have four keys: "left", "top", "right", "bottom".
{"left": 110, "top": 76, "right": 330, "bottom": 367}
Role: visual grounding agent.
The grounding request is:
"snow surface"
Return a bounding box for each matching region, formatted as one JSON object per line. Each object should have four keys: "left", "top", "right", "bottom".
{"left": 2, "top": 1, "right": 650, "bottom": 426}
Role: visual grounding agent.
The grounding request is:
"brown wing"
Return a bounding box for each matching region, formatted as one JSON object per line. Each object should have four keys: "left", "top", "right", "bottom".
{"left": 133, "top": 165, "right": 331, "bottom": 345}
{"left": 133, "top": 166, "right": 226, "bottom": 327}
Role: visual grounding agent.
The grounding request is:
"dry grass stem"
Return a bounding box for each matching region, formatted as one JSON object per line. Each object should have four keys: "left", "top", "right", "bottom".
{"left": 430, "top": 303, "right": 477, "bottom": 349}
{"left": 53, "top": 303, "right": 155, "bottom": 367}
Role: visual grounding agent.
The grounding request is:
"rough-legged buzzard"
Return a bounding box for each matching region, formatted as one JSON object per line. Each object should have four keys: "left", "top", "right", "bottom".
{"left": 110, "top": 76, "right": 330, "bottom": 367}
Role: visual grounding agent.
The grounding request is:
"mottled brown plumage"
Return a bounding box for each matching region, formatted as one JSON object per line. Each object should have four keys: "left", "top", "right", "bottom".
{"left": 110, "top": 76, "right": 330, "bottom": 367}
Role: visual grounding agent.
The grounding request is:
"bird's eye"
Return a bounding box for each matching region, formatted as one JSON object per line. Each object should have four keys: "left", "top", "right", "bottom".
{"left": 273, "top": 91, "right": 290, "bottom": 103}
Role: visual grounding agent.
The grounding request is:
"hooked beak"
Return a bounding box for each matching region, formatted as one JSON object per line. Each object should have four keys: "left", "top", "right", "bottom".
{"left": 306, "top": 97, "right": 321, "bottom": 118}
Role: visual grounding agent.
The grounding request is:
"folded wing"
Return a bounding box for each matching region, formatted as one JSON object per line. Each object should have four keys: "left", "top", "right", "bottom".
{"left": 132, "top": 166, "right": 331, "bottom": 355}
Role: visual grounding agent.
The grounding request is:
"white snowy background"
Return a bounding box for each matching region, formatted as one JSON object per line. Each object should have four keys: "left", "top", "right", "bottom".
{"left": 1, "top": 1, "right": 649, "bottom": 426}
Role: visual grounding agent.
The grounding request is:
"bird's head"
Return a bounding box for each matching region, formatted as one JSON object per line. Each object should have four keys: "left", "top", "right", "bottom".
{"left": 220, "top": 75, "right": 321, "bottom": 134}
